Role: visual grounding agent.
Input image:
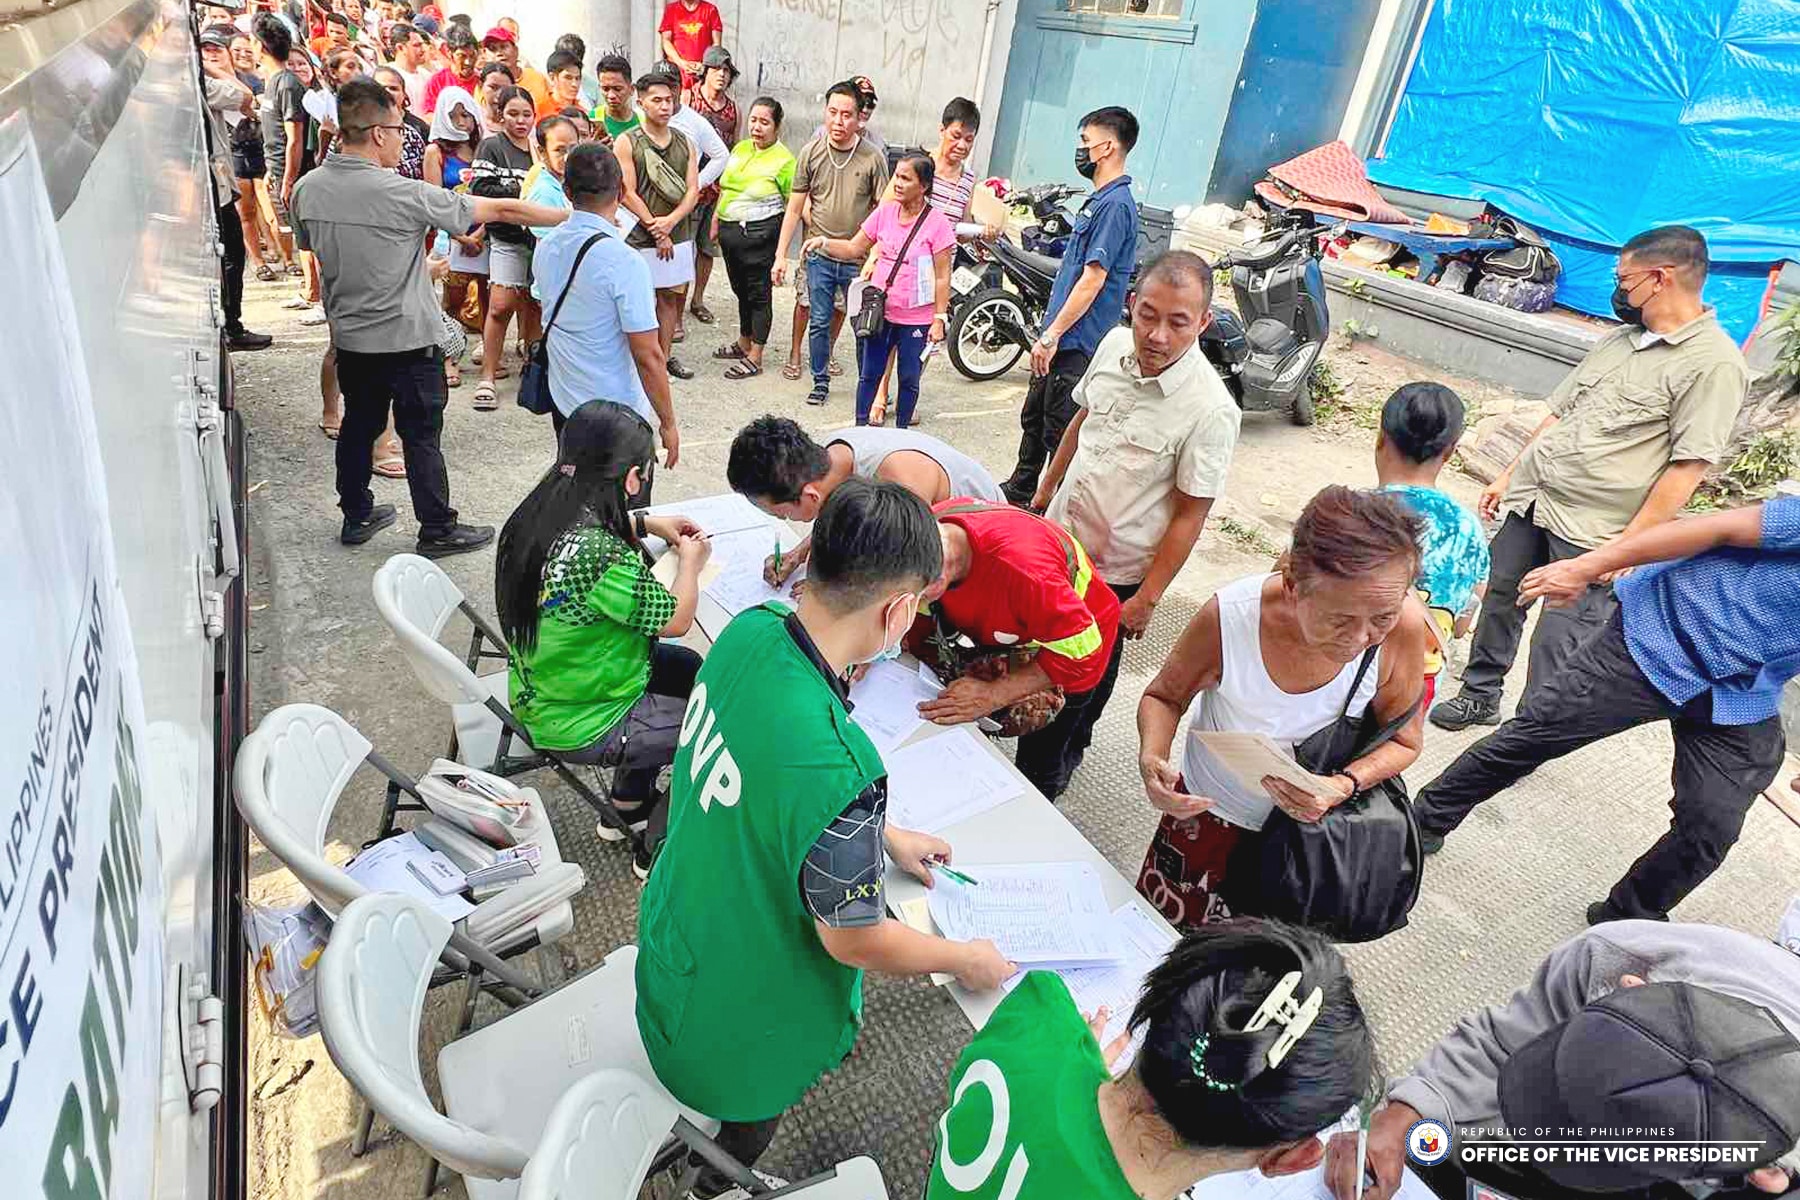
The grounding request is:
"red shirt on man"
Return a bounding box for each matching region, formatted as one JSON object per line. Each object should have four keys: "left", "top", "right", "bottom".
{"left": 659, "top": 1, "right": 722, "bottom": 73}
{"left": 931, "top": 499, "right": 1120, "bottom": 694}
{"left": 420, "top": 64, "right": 478, "bottom": 116}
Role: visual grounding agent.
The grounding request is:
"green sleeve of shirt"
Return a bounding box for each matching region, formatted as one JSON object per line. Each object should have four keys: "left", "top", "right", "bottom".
{"left": 584, "top": 554, "right": 677, "bottom": 637}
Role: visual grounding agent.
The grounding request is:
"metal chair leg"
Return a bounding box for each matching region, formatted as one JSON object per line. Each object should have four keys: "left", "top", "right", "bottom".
{"left": 351, "top": 1101, "right": 376, "bottom": 1156}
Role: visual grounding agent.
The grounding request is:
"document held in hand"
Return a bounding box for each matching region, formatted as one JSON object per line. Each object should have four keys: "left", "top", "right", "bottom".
{"left": 1189, "top": 731, "right": 1339, "bottom": 800}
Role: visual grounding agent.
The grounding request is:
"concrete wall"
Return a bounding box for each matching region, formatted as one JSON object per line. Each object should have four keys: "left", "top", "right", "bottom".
{"left": 442, "top": 0, "right": 1015, "bottom": 161}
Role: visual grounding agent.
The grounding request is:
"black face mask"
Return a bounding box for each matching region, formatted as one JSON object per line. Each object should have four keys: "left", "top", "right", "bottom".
{"left": 1611, "top": 283, "right": 1645, "bottom": 327}
{"left": 1075, "top": 143, "right": 1099, "bottom": 180}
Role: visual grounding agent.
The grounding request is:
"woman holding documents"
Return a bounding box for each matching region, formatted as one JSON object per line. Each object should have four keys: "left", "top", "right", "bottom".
{"left": 637, "top": 480, "right": 1015, "bottom": 1200}
{"left": 1135, "top": 487, "right": 1428, "bottom": 930}
{"left": 494, "top": 402, "right": 709, "bottom": 876}
{"left": 928, "top": 919, "right": 1375, "bottom": 1199}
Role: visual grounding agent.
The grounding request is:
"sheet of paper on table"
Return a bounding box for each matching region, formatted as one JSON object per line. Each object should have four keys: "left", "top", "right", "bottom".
{"left": 1190, "top": 1108, "right": 1434, "bottom": 1199}
{"left": 1001, "top": 902, "right": 1175, "bottom": 1070}
{"left": 928, "top": 861, "right": 1122, "bottom": 969}
{"left": 650, "top": 554, "right": 722, "bottom": 592}
{"left": 884, "top": 724, "right": 1026, "bottom": 832}
{"left": 1190, "top": 730, "right": 1338, "bottom": 800}
{"left": 644, "top": 491, "right": 769, "bottom": 538}
{"left": 849, "top": 658, "right": 944, "bottom": 754}
{"left": 344, "top": 832, "right": 475, "bottom": 922}
{"left": 705, "top": 556, "right": 804, "bottom": 616}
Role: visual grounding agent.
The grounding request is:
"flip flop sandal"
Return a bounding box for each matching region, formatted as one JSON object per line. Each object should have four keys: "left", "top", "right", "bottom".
{"left": 372, "top": 455, "right": 407, "bottom": 479}
{"left": 867, "top": 404, "right": 888, "bottom": 427}
{"left": 255, "top": 263, "right": 279, "bottom": 282}
{"left": 690, "top": 303, "right": 716, "bottom": 324}
{"left": 711, "top": 344, "right": 747, "bottom": 360}
{"left": 472, "top": 381, "right": 499, "bottom": 411}
{"left": 673, "top": 326, "right": 687, "bottom": 344}
{"left": 781, "top": 362, "right": 803, "bottom": 381}
{"left": 667, "top": 357, "right": 695, "bottom": 380}
{"left": 318, "top": 420, "right": 341, "bottom": 440}
{"left": 828, "top": 357, "right": 844, "bottom": 378}
{"left": 492, "top": 365, "right": 511, "bottom": 380}
{"left": 806, "top": 384, "right": 830, "bottom": 406}
{"left": 724, "top": 361, "right": 763, "bottom": 380}
{"left": 285, "top": 262, "right": 304, "bottom": 277}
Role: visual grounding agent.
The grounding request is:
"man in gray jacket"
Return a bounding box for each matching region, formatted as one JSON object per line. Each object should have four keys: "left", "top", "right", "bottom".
{"left": 1327, "top": 920, "right": 1800, "bottom": 1200}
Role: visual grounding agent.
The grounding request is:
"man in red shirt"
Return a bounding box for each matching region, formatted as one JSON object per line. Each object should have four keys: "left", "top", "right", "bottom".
{"left": 918, "top": 498, "right": 1121, "bottom": 801}
{"left": 419, "top": 23, "right": 479, "bottom": 116}
{"left": 658, "top": 0, "right": 722, "bottom": 94}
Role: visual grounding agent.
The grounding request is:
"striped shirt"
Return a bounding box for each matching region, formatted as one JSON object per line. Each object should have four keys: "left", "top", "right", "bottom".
{"left": 929, "top": 164, "right": 975, "bottom": 222}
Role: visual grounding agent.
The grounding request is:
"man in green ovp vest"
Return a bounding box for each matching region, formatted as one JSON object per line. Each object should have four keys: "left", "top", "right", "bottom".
{"left": 636, "top": 479, "right": 1016, "bottom": 1197}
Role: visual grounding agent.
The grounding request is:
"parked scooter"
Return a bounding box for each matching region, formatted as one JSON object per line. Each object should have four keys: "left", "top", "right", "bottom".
{"left": 1198, "top": 212, "right": 1335, "bottom": 425}
{"left": 945, "top": 234, "right": 1064, "bottom": 381}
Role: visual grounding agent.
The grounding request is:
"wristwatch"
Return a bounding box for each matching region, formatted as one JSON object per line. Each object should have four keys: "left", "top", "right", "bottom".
{"left": 633, "top": 511, "right": 648, "bottom": 540}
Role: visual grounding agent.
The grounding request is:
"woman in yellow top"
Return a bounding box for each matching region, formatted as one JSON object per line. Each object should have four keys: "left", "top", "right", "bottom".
{"left": 709, "top": 96, "right": 797, "bottom": 380}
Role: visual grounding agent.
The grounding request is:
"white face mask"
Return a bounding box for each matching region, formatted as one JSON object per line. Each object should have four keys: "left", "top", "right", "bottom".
{"left": 865, "top": 592, "right": 921, "bottom": 665}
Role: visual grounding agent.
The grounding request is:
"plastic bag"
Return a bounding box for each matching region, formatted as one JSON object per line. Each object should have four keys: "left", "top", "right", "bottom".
{"left": 244, "top": 900, "right": 330, "bottom": 1038}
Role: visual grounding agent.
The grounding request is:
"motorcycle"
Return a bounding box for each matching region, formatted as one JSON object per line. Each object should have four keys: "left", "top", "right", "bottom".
{"left": 1011, "top": 182, "right": 1080, "bottom": 256}
{"left": 945, "top": 233, "right": 1064, "bottom": 381}
{"left": 1199, "top": 212, "right": 1335, "bottom": 425}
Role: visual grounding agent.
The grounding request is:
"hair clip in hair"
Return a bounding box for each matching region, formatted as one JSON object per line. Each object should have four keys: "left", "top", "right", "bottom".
{"left": 1187, "top": 1033, "right": 1236, "bottom": 1092}
{"left": 558, "top": 463, "right": 576, "bottom": 477}
{"left": 1244, "top": 970, "right": 1323, "bottom": 1068}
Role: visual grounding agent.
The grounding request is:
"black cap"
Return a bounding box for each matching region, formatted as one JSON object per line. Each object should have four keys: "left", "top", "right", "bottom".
{"left": 199, "top": 25, "right": 238, "bottom": 49}
{"left": 1498, "top": 982, "right": 1800, "bottom": 1191}
{"left": 701, "top": 45, "right": 737, "bottom": 81}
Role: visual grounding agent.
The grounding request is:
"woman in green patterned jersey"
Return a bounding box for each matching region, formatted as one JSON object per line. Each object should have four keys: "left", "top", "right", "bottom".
{"left": 495, "top": 401, "right": 710, "bottom": 876}
{"left": 927, "top": 919, "right": 1375, "bottom": 1200}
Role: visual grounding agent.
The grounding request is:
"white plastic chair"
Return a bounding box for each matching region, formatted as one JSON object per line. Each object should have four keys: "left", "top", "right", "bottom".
{"left": 233, "top": 703, "right": 577, "bottom": 951}
{"left": 521, "top": 1070, "right": 891, "bottom": 1200}
{"left": 320, "top": 894, "right": 718, "bottom": 1200}
{"left": 371, "top": 554, "right": 642, "bottom": 854}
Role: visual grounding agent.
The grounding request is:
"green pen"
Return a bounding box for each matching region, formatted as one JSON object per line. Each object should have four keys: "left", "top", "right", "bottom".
{"left": 930, "top": 858, "right": 980, "bottom": 887}
{"left": 773, "top": 535, "right": 783, "bottom": 580}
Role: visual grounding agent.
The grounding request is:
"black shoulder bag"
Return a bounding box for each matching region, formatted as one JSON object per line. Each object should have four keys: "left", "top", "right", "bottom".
{"left": 518, "top": 232, "right": 607, "bottom": 416}
{"left": 1221, "top": 648, "right": 1424, "bottom": 943}
{"left": 850, "top": 207, "right": 928, "bottom": 341}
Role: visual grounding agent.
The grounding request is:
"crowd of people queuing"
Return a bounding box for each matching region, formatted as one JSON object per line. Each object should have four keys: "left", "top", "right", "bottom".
{"left": 201, "top": 4, "right": 1800, "bottom": 1199}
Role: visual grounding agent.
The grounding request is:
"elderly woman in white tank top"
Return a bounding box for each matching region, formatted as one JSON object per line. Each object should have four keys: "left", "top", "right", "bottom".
{"left": 1135, "top": 486, "right": 1430, "bottom": 930}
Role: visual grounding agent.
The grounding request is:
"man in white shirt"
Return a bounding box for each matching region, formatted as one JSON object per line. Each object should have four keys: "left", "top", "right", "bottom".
{"left": 1033, "top": 250, "right": 1241, "bottom": 758}
{"left": 388, "top": 21, "right": 434, "bottom": 114}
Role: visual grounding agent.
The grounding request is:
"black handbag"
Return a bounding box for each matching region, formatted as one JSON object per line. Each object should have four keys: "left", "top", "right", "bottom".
{"left": 1220, "top": 648, "right": 1424, "bottom": 943}
{"left": 1480, "top": 216, "right": 1562, "bottom": 284}
{"left": 849, "top": 206, "right": 928, "bottom": 340}
{"left": 518, "top": 232, "right": 607, "bottom": 417}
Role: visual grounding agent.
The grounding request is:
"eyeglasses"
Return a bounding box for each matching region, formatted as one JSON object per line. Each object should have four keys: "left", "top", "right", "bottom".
{"left": 346, "top": 122, "right": 405, "bottom": 135}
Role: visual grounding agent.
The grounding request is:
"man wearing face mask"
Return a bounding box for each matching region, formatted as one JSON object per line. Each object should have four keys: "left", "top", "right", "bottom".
{"left": 1002, "top": 105, "right": 1141, "bottom": 505}
{"left": 636, "top": 479, "right": 1015, "bottom": 1199}
{"left": 1429, "top": 225, "right": 1746, "bottom": 733}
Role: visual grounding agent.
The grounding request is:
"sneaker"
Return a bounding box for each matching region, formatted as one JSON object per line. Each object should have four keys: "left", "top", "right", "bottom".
{"left": 595, "top": 816, "right": 649, "bottom": 844}
{"left": 1585, "top": 900, "right": 1624, "bottom": 927}
{"left": 416, "top": 523, "right": 496, "bottom": 559}
{"left": 631, "top": 844, "right": 652, "bottom": 882}
{"left": 299, "top": 306, "right": 330, "bottom": 326}
{"left": 340, "top": 504, "right": 398, "bottom": 546}
{"left": 280, "top": 292, "right": 313, "bottom": 310}
{"left": 690, "top": 1171, "right": 789, "bottom": 1200}
{"left": 805, "top": 384, "right": 829, "bottom": 406}
{"left": 226, "top": 328, "right": 274, "bottom": 352}
{"left": 1428, "top": 694, "right": 1501, "bottom": 731}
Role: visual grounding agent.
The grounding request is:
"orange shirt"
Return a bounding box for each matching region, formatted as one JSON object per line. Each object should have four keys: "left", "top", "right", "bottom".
{"left": 515, "top": 65, "right": 552, "bottom": 112}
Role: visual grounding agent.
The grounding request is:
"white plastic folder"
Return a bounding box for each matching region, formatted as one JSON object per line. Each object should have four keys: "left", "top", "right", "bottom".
{"left": 928, "top": 862, "right": 1122, "bottom": 969}
{"left": 883, "top": 725, "right": 1025, "bottom": 832}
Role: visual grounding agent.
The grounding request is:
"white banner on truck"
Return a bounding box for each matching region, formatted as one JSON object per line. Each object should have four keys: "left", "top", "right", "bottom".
{"left": 0, "top": 114, "right": 165, "bottom": 1200}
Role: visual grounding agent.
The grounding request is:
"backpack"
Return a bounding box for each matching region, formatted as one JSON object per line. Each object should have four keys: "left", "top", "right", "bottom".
{"left": 1479, "top": 216, "right": 1561, "bottom": 285}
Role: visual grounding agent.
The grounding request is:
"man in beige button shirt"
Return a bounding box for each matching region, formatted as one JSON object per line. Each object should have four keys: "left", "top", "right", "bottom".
{"left": 1033, "top": 250, "right": 1242, "bottom": 753}
{"left": 1432, "top": 225, "right": 1746, "bottom": 730}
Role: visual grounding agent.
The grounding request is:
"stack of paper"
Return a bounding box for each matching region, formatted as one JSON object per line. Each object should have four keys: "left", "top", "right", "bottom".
{"left": 344, "top": 832, "right": 474, "bottom": 921}
{"left": 1190, "top": 731, "right": 1338, "bottom": 800}
{"left": 644, "top": 492, "right": 768, "bottom": 538}
{"left": 1002, "top": 904, "right": 1176, "bottom": 1071}
{"left": 884, "top": 726, "right": 1026, "bottom": 832}
{"left": 849, "top": 659, "right": 944, "bottom": 753}
{"left": 927, "top": 861, "right": 1122, "bottom": 969}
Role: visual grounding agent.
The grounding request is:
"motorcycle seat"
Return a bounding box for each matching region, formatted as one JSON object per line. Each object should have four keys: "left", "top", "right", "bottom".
{"left": 996, "top": 239, "right": 1064, "bottom": 283}
{"left": 1246, "top": 317, "right": 1299, "bottom": 357}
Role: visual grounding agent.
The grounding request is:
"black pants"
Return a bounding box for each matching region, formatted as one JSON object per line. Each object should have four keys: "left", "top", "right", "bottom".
{"left": 1003, "top": 347, "right": 1091, "bottom": 504}
{"left": 217, "top": 200, "right": 247, "bottom": 335}
{"left": 1458, "top": 506, "right": 1616, "bottom": 706}
{"left": 558, "top": 642, "right": 699, "bottom": 845}
{"left": 717, "top": 215, "right": 780, "bottom": 346}
{"left": 691, "top": 1114, "right": 782, "bottom": 1198}
{"left": 336, "top": 347, "right": 457, "bottom": 538}
{"left": 1415, "top": 612, "right": 1786, "bottom": 919}
{"left": 1014, "top": 584, "right": 1131, "bottom": 801}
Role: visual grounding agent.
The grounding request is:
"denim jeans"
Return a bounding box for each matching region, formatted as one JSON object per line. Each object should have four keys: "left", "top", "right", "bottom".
{"left": 805, "top": 252, "right": 860, "bottom": 389}
{"left": 856, "top": 320, "right": 928, "bottom": 427}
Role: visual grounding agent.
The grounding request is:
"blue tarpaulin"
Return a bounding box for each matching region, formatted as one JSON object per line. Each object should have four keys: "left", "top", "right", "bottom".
{"left": 1367, "top": 0, "right": 1800, "bottom": 341}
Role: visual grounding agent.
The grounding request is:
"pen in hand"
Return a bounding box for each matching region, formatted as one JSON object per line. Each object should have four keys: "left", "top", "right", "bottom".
{"left": 929, "top": 857, "right": 979, "bottom": 887}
